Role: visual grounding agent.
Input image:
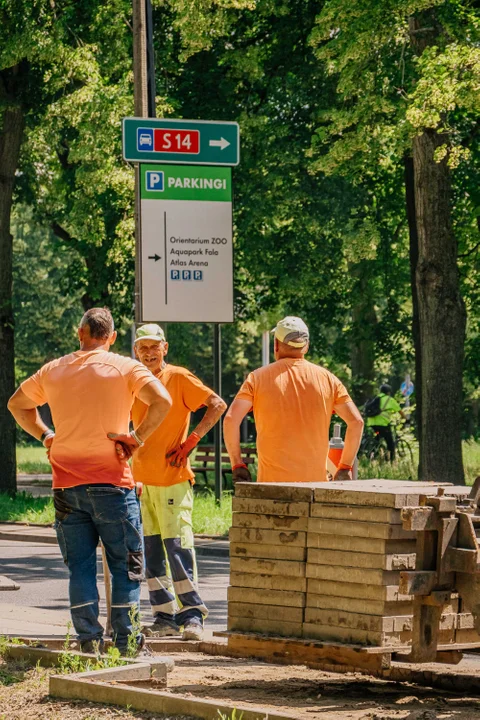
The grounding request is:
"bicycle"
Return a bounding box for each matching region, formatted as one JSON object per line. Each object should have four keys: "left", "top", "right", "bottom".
{"left": 358, "top": 425, "right": 413, "bottom": 463}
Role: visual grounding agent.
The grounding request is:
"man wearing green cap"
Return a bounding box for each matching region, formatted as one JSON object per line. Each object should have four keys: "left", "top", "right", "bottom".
{"left": 126, "top": 323, "right": 226, "bottom": 640}
{"left": 224, "top": 316, "right": 364, "bottom": 484}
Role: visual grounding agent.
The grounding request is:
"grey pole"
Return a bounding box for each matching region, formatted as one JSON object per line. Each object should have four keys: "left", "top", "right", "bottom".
{"left": 213, "top": 324, "right": 222, "bottom": 503}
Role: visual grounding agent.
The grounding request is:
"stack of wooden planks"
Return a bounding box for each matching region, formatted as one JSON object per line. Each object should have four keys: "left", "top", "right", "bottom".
{"left": 228, "top": 480, "right": 479, "bottom": 648}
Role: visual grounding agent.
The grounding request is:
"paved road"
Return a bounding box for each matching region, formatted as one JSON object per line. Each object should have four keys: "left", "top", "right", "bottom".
{"left": 0, "top": 538, "right": 229, "bottom": 638}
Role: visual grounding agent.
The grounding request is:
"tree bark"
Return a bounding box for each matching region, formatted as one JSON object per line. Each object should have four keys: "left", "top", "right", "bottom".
{"left": 413, "top": 129, "right": 466, "bottom": 483}
{"left": 0, "top": 102, "right": 24, "bottom": 495}
{"left": 404, "top": 154, "right": 422, "bottom": 478}
{"left": 350, "top": 261, "right": 377, "bottom": 405}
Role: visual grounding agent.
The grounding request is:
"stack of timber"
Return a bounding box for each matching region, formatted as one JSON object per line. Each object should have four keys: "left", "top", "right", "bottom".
{"left": 228, "top": 480, "right": 480, "bottom": 651}
{"left": 228, "top": 483, "right": 310, "bottom": 637}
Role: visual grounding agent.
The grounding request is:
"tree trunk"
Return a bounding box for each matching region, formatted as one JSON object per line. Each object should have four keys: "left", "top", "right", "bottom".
{"left": 413, "top": 129, "right": 466, "bottom": 483}
{"left": 350, "top": 261, "right": 377, "bottom": 405}
{"left": 0, "top": 103, "right": 24, "bottom": 494}
{"left": 404, "top": 155, "right": 422, "bottom": 478}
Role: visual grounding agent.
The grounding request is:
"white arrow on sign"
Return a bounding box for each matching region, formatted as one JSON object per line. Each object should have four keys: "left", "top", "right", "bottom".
{"left": 209, "top": 137, "right": 230, "bottom": 150}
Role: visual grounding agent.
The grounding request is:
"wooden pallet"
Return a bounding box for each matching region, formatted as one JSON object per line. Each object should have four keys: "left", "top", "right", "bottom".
{"left": 214, "top": 630, "right": 480, "bottom": 674}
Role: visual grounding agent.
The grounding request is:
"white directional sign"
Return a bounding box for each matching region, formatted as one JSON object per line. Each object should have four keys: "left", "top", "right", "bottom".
{"left": 140, "top": 164, "right": 234, "bottom": 323}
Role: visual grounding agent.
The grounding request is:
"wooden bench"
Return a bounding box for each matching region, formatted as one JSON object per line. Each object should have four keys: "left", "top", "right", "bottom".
{"left": 192, "top": 445, "right": 257, "bottom": 487}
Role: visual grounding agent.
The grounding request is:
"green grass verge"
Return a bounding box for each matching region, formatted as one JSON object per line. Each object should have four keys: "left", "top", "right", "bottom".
{"left": 16, "top": 445, "right": 51, "bottom": 474}
{"left": 0, "top": 488, "right": 233, "bottom": 535}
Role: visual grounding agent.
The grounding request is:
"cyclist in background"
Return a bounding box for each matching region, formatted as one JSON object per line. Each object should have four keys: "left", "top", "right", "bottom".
{"left": 365, "top": 384, "right": 405, "bottom": 461}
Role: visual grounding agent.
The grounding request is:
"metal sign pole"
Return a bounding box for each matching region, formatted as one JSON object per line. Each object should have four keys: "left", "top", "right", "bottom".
{"left": 213, "top": 324, "right": 222, "bottom": 503}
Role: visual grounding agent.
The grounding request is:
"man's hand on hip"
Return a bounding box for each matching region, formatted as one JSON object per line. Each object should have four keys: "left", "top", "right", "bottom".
{"left": 166, "top": 432, "right": 200, "bottom": 468}
{"left": 107, "top": 432, "right": 142, "bottom": 461}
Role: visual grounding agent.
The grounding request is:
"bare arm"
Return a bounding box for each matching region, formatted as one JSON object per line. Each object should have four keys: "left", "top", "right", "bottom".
{"left": 8, "top": 388, "right": 50, "bottom": 442}
{"left": 224, "top": 398, "right": 252, "bottom": 467}
{"left": 108, "top": 379, "right": 172, "bottom": 457}
{"left": 193, "top": 392, "right": 227, "bottom": 438}
{"left": 332, "top": 401, "right": 364, "bottom": 479}
{"left": 132, "top": 380, "right": 172, "bottom": 441}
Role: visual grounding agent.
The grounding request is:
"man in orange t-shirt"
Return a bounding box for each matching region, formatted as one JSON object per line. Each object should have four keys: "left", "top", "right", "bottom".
{"left": 224, "top": 316, "right": 364, "bottom": 484}
{"left": 8, "top": 308, "right": 172, "bottom": 654}
{"left": 128, "top": 324, "right": 226, "bottom": 641}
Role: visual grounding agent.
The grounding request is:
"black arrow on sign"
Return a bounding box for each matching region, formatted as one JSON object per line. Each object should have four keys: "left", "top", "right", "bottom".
{"left": 148, "top": 254, "right": 161, "bottom": 261}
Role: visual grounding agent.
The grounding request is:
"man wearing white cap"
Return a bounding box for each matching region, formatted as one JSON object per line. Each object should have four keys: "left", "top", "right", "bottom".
{"left": 224, "top": 316, "right": 364, "bottom": 483}
{"left": 127, "top": 323, "right": 227, "bottom": 641}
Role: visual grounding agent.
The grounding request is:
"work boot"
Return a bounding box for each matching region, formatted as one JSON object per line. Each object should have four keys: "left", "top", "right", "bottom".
{"left": 182, "top": 620, "right": 204, "bottom": 641}
{"left": 142, "top": 619, "right": 180, "bottom": 637}
{"left": 80, "top": 638, "right": 105, "bottom": 655}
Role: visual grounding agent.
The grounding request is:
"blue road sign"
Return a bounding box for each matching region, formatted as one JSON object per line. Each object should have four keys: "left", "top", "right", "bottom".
{"left": 400, "top": 380, "right": 414, "bottom": 397}
{"left": 137, "top": 128, "right": 154, "bottom": 151}
{"left": 146, "top": 171, "right": 164, "bottom": 191}
{"left": 171, "top": 270, "right": 180, "bottom": 280}
{"left": 182, "top": 270, "right": 192, "bottom": 281}
{"left": 193, "top": 271, "right": 203, "bottom": 281}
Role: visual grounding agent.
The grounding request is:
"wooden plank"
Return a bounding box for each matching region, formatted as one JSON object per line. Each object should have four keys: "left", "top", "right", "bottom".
{"left": 306, "top": 594, "right": 414, "bottom": 617}
{"left": 308, "top": 517, "right": 416, "bottom": 540}
{"left": 230, "top": 542, "right": 306, "bottom": 562}
{"left": 302, "top": 622, "right": 413, "bottom": 646}
{"left": 312, "top": 480, "right": 456, "bottom": 509}
{"left": 229, "top": 527, "right": 306, "bottom": 547}
{"left": 304, "top": 608, "right": 414, "bottom": 633}
{"left": 307, "top": 532, "right": 415, "bottom": 555}
{"left": 225, "top": 634, "right": 391, "bottom": 673}
{"left": 410, "top": 525, "right": 441, "bottom": 663}
{"left": 310, "top": 504, "right": 402, "bottom": 523}
{"left": 455, "top": 628, "right": 480, "bottom": 644}
{"left": 444, "top": 547, "right": 478, "bottom": 574}
{"left": 228, "top": 616, "right": 303, "bottom": 637}
{"left": 307, "top": 548, "right": 416, "bottom": 571}
{"left": 228, "top": 602, "right": 304, "bottom": 624}
{"left": 230, "top": 557, "right": 306, "bottom": 578}
{"left": 307, "top": 579, "right": 410, "bottom": 602}
{"left": 230, "top": 572, "right": 307, "bottom": 593}
{"left": 399, "top": 570, "right": 437, "bottom": 596}
{"left": 401, "top": 507, "right": 437, "bottom": 531}
{"left": 232, "top": 512, "right": 308, "bottom": 532}
{"left": 232, "top": 498, "right": 310, "bottom": 517}
{"left": 306, "top": 564, "right": 400, "bottom": 585}
{"left": 228, "top": 586, "right": 306, "bottom": 608}
{"left": 235, "top": 482, "right": 316, "bottom": 502}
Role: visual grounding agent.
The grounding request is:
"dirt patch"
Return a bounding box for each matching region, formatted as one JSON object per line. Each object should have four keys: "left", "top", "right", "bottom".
{"left": 127, "top": 651, "right": 480, "bottom": 720}
{"left": 0, "top": 657, "right": 194, "bottom": 720}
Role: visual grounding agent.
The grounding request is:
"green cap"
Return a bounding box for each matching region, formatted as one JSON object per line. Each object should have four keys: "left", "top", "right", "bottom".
{"left": 134, "top": 323, "right": 166, "bottom": 343}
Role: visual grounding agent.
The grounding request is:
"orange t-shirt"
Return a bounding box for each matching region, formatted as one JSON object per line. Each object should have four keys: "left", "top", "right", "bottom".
{"left": 236, "top": 358, "right": 352, "bottom": 483}
{"left": 21, "top": 349, "right": 156, "bottom": 489}
{"left": 131, "top": 364, "right": 212, "bottom": 487}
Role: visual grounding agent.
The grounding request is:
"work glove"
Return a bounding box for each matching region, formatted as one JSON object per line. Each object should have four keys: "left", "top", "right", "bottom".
{"left": 232, "top": 463, "right": 252, "bottom": 484}
{"left": 333, "top": 464, "right": 353, "bottom": 481}
{"left": 107, "top": 432, "right": 142, "bottom": 461}
{"left": 166, "top": 432, "right": 200, "bottom": 468}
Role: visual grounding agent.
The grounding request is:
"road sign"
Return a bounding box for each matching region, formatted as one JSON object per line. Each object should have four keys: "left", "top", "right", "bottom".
{"left": 140, "top": 164, "right": 233, "bottom": 323}
{"left": 123, "top": 118, "right": 239, "bottom": 166}
{"left": 401, "top": 379, "right": 414, "bottom": 397}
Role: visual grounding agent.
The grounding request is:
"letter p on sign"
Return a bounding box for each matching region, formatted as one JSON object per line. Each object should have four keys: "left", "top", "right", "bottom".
{"left": 146, "top": 171, "right": 164, "bottom": 191}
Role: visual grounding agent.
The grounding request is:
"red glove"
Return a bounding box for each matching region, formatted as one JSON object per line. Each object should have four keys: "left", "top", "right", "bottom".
{"left": 166, "top": 432, "right": 200, "bottom": 468}
{"left": 107, "top": 432, "right": 141, "bottom": 461}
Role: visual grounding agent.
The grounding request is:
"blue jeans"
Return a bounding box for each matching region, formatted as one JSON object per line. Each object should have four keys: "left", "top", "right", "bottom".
{"left": 53, "top": 485, "right": 143, "bottom": 651}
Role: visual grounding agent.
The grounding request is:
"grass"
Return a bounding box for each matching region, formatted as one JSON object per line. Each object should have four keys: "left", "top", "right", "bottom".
{"left": 0, "top": 492, "right": 54, "bottom": 524}
{"left": 16, "top": 445, "right": 51, "bottom": 475}
{"left": 192, "top": 491, "right": 232, "bottom": 536}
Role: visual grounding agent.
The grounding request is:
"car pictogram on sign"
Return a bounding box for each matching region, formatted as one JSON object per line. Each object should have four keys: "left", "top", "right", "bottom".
{"left": 137, "top": 128, "right": 154, "bottom": 151}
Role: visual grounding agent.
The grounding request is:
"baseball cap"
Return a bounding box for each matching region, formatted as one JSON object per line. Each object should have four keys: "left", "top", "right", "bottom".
{"left": 134, "top": 323, "right": 166, "bottom": 343}
{"left": 271, "top": 316, "right": 309, "bottom": 348}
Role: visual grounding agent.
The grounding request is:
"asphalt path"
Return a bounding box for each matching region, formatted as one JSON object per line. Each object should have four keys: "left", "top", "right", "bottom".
{"left": 0, "top": 538, "right": 229, "bottom": 634}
